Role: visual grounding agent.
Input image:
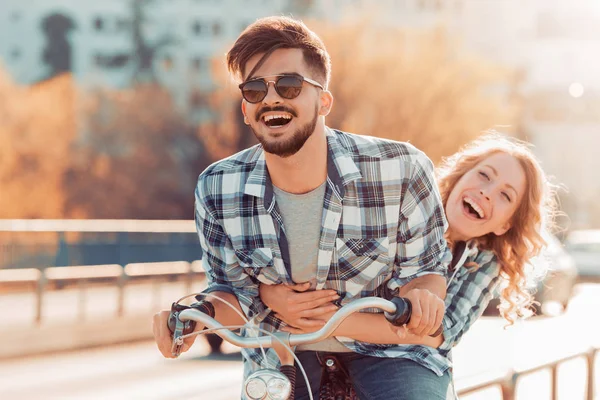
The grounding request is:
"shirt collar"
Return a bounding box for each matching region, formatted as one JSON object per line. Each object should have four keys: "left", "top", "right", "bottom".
{"left": 243, "top": 127, "right": 362, "bottom": 205}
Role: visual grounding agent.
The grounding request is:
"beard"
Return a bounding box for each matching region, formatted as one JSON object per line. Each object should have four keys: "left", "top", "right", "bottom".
{"left": 250, "top": 104, "right": 319, "bottom": 158}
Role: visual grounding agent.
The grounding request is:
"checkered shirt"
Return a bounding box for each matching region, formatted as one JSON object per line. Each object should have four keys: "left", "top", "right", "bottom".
{"left": 363, "top": 246, "right": 503, "bottom": 376}
{"left": 195, "top": 128, "right": 451, "bottom": 377}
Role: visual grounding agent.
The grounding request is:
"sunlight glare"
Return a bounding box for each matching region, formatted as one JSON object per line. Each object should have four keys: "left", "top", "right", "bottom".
{"left": 568, "top": 82, "right": 584, "bottom": 98}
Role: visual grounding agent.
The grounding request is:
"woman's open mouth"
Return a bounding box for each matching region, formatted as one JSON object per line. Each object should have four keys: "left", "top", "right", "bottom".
{"left": 462, "top": 197, "right": 485, "bottom": 220}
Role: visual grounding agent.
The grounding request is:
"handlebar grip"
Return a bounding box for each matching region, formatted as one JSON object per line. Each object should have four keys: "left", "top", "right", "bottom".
{"left": 384, "top": 297, "right": 443, "bottom": 338}
{"left": 384, "top": 297, "right": 412, "bottom": 327}
{"left": 167, "top": 302, "right": 197, "bottom": 335}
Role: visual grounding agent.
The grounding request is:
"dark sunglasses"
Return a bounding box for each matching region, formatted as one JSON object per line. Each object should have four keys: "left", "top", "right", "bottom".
{"left": 238, "top": 74, "right": 324, "bottom": 103}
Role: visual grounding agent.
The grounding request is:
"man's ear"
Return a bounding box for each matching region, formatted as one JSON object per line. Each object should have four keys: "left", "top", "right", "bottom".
{"left": 493, "top": 221, "right": 511, "bottom": 236}
{"left": 241, "top": 101, "right": 249, "bottom": 124}
{"left": 318, "top": 90, "right": 334, "bottom": 116}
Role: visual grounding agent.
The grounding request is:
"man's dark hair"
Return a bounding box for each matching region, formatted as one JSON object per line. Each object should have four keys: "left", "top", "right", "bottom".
{"left": 227, "top": 16, "right": 331, "bottom": 87}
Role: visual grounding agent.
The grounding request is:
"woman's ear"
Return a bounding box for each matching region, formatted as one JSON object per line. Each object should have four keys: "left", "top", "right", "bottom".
{"left": 318, "top": 90, "right": 334, "bottom": 116}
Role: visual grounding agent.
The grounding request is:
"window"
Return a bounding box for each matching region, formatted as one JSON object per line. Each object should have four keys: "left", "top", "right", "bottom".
{"left": 94, "top": 17, "right": 104, "bottom": 31}
{"left": 116, "top": 18, "right": 130, "bottom": 32}
{"left": 191, "top": 57, "right": 203, "bottom": 72}
{"left": 94, "top": 54, "right": 106, "bottom": 66}
{"left": 192, "top": 21, "right": 202, "bottom": 35}
{"left": 212, "top": 22, "right": 222, "bottom": 36}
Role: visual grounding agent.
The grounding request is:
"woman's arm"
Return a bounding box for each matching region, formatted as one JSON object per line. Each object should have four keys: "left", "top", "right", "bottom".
{"left": 438, "top": 250, "right": 502, "bottom": 351}
{"left": 280, "top": 308, "right": 443, "bottom": 347}
{"left": 335, "top": 312, "right": 444, "bottom": 347}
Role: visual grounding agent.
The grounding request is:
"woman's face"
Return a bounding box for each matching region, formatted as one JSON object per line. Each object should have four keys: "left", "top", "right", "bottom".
{"left": 446, "top": 152, "right": 527, "bottom": 241}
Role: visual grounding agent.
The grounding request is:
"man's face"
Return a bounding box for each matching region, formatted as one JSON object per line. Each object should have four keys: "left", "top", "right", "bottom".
{"left": 241, "top": 48, "right": 326, "bottom": 158}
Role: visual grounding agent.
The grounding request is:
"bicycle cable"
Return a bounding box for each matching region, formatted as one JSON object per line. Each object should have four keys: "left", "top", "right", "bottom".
{"left": 174, "top": 292, "right": 270, "bottom": 369}
{"left": 179, "top": 324, "right": 314, "bottom": 400}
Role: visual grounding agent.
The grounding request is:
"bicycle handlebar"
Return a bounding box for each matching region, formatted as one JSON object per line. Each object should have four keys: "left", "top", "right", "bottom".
{"left": 176, "top": 296, "right": 437, "bottom": 349}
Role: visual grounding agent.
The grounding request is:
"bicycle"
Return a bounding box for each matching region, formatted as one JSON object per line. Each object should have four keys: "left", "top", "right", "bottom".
{"left": 168, "top": 295, "right": 441, "bottom": 400}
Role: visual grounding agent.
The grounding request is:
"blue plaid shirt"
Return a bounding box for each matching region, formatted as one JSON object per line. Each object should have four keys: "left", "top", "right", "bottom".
{"left": 195, "top": 128, "right": 451, "bottom": 376}
{"left": 354, "top": 244, "right": 503, "bottom": 376}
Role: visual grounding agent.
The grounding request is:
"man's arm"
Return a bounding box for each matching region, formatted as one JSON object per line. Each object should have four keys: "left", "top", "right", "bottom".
{"left": 388, "top": 152, "right": 452, "bottom": 336}
{"left": 153, "top": 291, "right": 245, "bottom": 358}
{"left": 153, "top": 186, "right": 266, "bottom": 358}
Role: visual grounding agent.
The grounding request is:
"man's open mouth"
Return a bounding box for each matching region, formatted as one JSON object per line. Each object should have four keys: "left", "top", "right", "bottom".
{"left": 463, "top": 197, "right": 485, "bottom": 219}
{"left": 262, "top": 113, "right": 293, "bottom": 128}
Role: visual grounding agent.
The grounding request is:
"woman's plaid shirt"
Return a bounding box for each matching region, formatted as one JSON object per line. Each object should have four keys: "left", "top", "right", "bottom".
{"left": 195, "top": 128, "right": 451, "bottom": 376}
{"left": 344, "top": 245, "right": 502, "bottom": 377}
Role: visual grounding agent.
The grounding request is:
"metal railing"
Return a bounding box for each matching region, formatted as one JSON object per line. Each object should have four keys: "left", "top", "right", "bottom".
{"left": 457, "top": 346, "right": 598, "bottom": 400}
{"left": 0, "top": 263, "right": 596, "bottom": 399}
{"left": 0, "top": 261, "right": 205, "bottom": 324}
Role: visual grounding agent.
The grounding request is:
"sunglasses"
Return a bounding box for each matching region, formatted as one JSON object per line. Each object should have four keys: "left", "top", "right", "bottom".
{"left": 238, "top": 74, "right": 324, "bottom": 103}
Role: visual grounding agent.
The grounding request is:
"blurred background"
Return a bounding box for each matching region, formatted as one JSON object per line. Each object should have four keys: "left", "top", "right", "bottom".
{"left": 0, "top": 0, "right": 599, "bottom": 399}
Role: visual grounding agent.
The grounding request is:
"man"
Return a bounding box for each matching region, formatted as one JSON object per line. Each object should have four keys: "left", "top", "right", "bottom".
{"left": 153, "top": 16, "right": 451, "bottom": 398}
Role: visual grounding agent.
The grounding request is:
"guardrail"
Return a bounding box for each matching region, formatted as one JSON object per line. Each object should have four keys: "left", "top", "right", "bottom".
{"left": 0, "top": 264, "right": 597, "bottom": 399}
{"left": 457, "top": 346, "right": 598, "bottom": 400}
{"left": 0, "top": 261, "right": 205, "bottom": 324}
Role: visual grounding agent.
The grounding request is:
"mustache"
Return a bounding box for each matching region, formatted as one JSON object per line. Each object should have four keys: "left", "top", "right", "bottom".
{"left": 256, "top": 106, "right": 298, "bottom": 122}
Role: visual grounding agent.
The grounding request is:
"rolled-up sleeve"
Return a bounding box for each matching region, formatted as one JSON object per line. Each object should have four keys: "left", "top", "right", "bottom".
{"left": 387, "top": 154, "right": 451, "bottom": 291}
{"left": 195, "top": 187, "right": 266, "bottom": 319}
{"left": 439, "top": 251, "right": 501, "bottom": 351}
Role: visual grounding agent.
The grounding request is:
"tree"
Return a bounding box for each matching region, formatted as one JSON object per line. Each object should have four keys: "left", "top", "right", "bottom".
{"left": 312, "top": 20, "right": 520, "bottom": 163}
{"left": 0, "top": 68, "right": 76, "bottom": 218}
{"left": 97, "top": 0, "right": 177, "bottom": 83}
{"left": 65, "top": 84, "right": 208, "bottom": 219}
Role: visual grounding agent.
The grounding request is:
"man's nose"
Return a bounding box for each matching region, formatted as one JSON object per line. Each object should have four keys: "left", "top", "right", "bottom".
{"left": 262, "top": 81, "right": 282, "bottom": 104}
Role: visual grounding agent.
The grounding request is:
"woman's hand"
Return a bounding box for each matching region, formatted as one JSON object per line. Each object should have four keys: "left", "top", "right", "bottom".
{"left": 280, "top": 309, "right": 338, "bottom": 334}
{"left": 259, "top": 282, "right": 340, "bottom": 330}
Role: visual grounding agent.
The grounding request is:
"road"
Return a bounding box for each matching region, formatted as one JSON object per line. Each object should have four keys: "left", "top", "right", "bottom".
{"left": 0, "top": 283, "right": 599, "bottom": 400}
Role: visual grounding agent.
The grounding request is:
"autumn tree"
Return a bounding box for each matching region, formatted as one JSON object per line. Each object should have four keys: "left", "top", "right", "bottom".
{"left": 312, "top": 20, "right": 521, "bottom": 163}
{"left": 64, "top": 84, "right": 208, "bottom": 219}
{"left": 0, "top": 68, "right": 76, "bottom": 218}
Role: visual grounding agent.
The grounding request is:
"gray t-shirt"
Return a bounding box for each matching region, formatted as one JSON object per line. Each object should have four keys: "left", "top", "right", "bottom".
{"left": 273, "top": 182, "right": 351, "bottom": 352}
{"left": 272, "top": 182, "right": 325, "bottom": 286}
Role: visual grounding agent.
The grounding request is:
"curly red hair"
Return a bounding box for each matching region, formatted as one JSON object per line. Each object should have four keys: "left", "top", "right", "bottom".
{"left": 437, "top": 133, "right": 557, "bottom": 324}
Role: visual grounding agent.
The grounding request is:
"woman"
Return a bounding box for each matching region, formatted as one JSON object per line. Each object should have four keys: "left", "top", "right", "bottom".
{"left": 260, "top": 133, "right": 557, "bottom": 399}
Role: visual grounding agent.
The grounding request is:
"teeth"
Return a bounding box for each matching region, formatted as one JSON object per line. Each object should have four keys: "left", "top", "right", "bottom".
{"left": 464, "top": 197, "right": 485, "bottom": 219}
{"left": 263, "top": 114, "right": 292, "bottom": 122}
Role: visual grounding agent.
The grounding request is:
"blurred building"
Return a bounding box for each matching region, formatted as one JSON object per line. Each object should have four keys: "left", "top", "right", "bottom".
{"left": 1, "top": 0, "right": 598, "bottom": 227}
{"left": 0, "top": 0, "right": 314, "bottom": 120}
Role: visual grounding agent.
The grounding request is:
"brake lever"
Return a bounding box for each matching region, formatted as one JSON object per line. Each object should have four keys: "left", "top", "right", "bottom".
{"left": 168, "top": 302, "right": 198, "bottom": 357}
{"left": 171, "top": 313, "right": 187, "bottom": 357}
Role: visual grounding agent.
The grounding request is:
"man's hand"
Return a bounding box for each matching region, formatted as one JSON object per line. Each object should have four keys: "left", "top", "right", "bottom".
{"left": 397, "top": 288, "right": 444, "bottom": 337}
{"left": 152, "top": 309, "right": 203, "bottom": 358}
{"left": 260, "top": 282, "right": 339, "bottom": 329}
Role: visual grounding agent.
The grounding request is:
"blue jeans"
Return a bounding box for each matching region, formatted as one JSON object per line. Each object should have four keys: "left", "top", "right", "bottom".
{"left": 293, "top": 351, "right": 456, "bottom": 400}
